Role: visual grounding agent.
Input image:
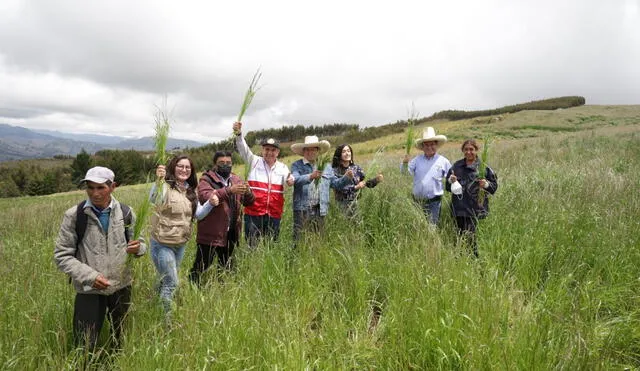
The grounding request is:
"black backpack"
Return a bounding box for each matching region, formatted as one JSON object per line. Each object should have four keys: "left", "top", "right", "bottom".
{"left": 75, "top": 200, "right": 132, "bottom": 246}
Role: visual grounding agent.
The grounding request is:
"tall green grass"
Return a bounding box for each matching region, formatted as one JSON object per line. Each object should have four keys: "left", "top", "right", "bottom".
{"left": 1, "top": 131, "right": 639, "bottom": 369}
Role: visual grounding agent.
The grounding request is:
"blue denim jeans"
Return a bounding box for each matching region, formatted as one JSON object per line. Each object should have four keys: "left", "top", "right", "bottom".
{"left": 414, "top": 196, "right": 442, "bottom": 225}
{"left": 244, "top": 214, "right": 281, "bottom": 249}
{"left": 150, "top": 239, "right": 185, "bottom": 312}
{"left": 293, "top": 206, "right": 324, "bottom": 244}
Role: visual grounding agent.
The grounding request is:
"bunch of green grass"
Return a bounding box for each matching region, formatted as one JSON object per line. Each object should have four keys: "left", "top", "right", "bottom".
{"left": 477, "top": 136, "right": 492, "bottom": 206}
{"left": 236, "top": 69, "right": 262, "bottom": 125}
{"left": 366, "top": 146, "right": 385, "bottom": 179}
{"left": 405, "top": 102, "right": 419, "bottom": 155}
{"left": 153, "top": 104, "right": 172, "bottom": 167}
{"left": 314, "top": 152, "right": 331, "bottom": 187}
{"left": 243, "top": 159, "right": 253, "bottom": 182}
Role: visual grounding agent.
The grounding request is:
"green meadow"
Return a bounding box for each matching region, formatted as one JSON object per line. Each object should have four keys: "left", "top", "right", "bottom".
{"left": 1, "top": 106, "right": 639, "bottom": 369}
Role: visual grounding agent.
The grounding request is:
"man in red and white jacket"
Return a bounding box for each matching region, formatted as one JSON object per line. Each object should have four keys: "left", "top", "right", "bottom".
{"left": 233, "top": 121, "right": 294, "bottom": 248}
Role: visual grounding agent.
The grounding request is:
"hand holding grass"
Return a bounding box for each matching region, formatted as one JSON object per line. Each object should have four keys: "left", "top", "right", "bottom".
{"left": 230, "top": 183, "right": 249, "bottom": 195}
{"left": 125, "top": 240, "right": 141, "bottom": 255}
{"left": 309, "top": 170, "right": 322, "bottom": 181}
{"left": 233, "top": 121, "right": 242, "bottom": 136}
{"left": 156, "top": 165, "right": 166, "bottom": 179}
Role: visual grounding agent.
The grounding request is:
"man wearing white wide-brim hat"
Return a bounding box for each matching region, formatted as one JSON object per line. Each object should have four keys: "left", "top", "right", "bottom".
{"left": 402, "top": 127, "right": 452, "bottom": 224}
{"left": 290, "top": 135, "right": 348, "bottom": 245}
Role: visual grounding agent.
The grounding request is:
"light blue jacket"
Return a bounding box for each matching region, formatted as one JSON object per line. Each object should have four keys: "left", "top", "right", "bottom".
{"left": 292, "top": 159, "right": 350, "bottom": 216}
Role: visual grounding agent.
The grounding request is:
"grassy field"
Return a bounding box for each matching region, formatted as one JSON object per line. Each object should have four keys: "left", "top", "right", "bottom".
{"left": 1, "top": 106, "right": 639, "bottom": 369}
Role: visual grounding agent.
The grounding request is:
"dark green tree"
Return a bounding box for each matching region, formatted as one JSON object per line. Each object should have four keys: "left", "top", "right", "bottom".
{"left": 71, "top": 148, "right": 93, "bottom": 183}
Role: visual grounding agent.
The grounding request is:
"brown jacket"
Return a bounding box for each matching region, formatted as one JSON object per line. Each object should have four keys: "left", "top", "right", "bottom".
{"left": 196, "top": 170, "right": 254, "bottom": 247}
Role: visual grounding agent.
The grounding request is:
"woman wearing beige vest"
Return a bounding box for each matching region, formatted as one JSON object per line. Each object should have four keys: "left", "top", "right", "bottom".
{"left": 150, "top": 155, "right": 218, "bottom": 314}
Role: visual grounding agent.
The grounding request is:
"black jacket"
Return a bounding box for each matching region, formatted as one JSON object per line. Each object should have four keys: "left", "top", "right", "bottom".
{"left": 446, "top": 159, "right": 498, "bottom": 218}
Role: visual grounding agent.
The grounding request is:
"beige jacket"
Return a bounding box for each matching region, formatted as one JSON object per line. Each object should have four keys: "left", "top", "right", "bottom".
{"left": 54, "top": 198, "right": 147, "bottom": 295}
{"left": 150, "top": 183, "right": 193, "bottom": 246}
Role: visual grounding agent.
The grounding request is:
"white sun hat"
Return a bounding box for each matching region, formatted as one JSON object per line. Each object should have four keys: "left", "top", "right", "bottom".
{"left": 414, "top": 127, "right": 448, "bottom": 149}
{"left": 290, "top": 135, "right": 331, "bottom": 156}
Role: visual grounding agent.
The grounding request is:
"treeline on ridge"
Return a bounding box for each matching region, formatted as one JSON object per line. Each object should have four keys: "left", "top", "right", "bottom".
{"left": 0, "top": 96, "right": 585, "bottom": 198}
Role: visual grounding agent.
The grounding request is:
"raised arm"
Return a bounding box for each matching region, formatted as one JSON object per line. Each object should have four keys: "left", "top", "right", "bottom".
{"left": 233, "top": 121, "right": 257, "bottom": 165}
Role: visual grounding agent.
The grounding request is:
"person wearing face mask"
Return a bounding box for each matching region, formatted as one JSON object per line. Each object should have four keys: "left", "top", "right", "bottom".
{"left": 330, "top": 143, "right": 384, "bottom": 215}
{"left": 401, "top": 127, "right": 452, "bottom": 225}
{"left": 446, "top": 139, "right": 498, "bottom": 258}
{"left": 190, "top": 151, "right": 255, "bottom": 285}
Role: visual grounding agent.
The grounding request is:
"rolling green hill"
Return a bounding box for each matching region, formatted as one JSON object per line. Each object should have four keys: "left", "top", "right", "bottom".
{"left": 1, "top": 104, "right": 639, "bottom": 369}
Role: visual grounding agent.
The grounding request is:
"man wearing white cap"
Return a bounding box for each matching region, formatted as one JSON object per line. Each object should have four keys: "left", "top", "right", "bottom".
{"left": 54, "top": 166, "right": 146, "bottom": 350}
{"left": 402, "top": 127, "right": 452, "bottom": 224}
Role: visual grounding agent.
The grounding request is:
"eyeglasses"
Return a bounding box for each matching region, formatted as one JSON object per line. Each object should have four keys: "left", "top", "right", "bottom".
{"left": 176, "top": 165, "right": 191, "bottom": 170}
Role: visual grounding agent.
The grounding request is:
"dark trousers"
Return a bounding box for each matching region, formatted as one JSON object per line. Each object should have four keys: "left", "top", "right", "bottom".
{"left": 73, "top": 286, "right": 131, "bottom": 350}
{"left": 244, "top": 214, "right": 281, "bottom": 249}
{"left": 455, "top": 216, "right": 478, "bottom": 258}
{"left": 189, "top": 233, "right": 238, "bottom": 285}
{"left": 293, "top": 206, "right": 324, "bottom": 245}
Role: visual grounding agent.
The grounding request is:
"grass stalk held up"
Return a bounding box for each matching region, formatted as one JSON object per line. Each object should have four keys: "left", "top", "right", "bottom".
{"left": 405, "top": 102, "right": 419, "bottom": 155}
{"left": 477, "top": 136, "right": 491, "bottom": 206}
{"left": 236, "top": 69, "right": 262, "bottom": 124}
{"left": 367, "top": 146, "right": 385, "bottom": 179}
{"left": 314, "top": 152, "right": 331, "bottom": 187}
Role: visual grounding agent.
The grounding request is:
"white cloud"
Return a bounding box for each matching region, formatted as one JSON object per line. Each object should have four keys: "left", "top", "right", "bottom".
{"left": 0, "top": 0, "right": 638, "bottom": 143}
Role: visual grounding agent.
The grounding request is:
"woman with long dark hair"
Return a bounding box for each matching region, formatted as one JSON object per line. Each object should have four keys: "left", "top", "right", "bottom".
{"left": 150, "top": 155, "right": 214, "bottom": 313}
{"left": 446, "top": 139, "right": 498, "bottom": 258}
{"left": 330, "top": 144, "right": 383, "bottom": 214}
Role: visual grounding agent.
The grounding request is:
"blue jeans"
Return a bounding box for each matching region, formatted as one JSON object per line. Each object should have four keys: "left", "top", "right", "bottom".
{"left": 244, "top": 214, "right": 280, "bottom": 249}
{"left": 415, "top": 196, "right": 442, "bottom": 225}
{"left": 293, "top": 206, "right": 324, "bottom": 244}
{"left": 150, "top": 239, "right": 185, "bottom": 312}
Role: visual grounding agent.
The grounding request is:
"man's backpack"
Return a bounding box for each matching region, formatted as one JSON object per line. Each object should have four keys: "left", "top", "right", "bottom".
{"left": 75, "top": 200, "right": 132, "bottom": 247}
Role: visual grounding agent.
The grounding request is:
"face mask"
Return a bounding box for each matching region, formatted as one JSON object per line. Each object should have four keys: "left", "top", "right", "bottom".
{"left": 216, "top": 164, "right": 232, "bottom": 178}
{"left": 451, "top": 181, "right": 463, "bottom": 195}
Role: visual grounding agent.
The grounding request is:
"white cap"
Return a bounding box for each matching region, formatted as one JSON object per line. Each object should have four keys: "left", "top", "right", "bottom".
{"left": 80, "top": 166, "right": 115, "bottom": 184}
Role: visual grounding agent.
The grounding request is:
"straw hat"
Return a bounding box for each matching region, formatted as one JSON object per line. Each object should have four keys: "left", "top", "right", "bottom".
{"left": 414, "top": 127, "right": 447, "bottom": 149}
{"left": 290, "top": 135, "right": 331, "bottom": 156}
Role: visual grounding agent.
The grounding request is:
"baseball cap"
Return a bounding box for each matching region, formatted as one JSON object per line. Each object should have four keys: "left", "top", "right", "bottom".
{"left": 80, "top": 166, "right": 115, "bottom": 184}
{"left": 260, "top": 138, "right": 280, "bottom": 149}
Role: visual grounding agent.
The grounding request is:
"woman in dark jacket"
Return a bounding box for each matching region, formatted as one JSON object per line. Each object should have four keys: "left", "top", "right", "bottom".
{"left": 190, "top": 151, "right": 254, "bottom": 285}
{"left": 446, "top": 139, "right": 498, "bottom": 257}
{"left": 330, "top": 144, "right": 383, "bottom": 215}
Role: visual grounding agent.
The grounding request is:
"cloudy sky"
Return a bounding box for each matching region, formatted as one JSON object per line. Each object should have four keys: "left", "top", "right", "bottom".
{"left": 1, "top": 0, "right": 638, "bottom": 143}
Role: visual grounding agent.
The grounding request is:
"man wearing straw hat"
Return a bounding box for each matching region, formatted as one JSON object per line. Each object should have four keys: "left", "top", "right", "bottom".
{"left": 233, "top": 121, "right": 294, "bottom": 248}
{"left": 402, "top": 127, "right": 452, "bottom": 225}
{"left": 290, "top": 135, "right": 345, "bottom": 245}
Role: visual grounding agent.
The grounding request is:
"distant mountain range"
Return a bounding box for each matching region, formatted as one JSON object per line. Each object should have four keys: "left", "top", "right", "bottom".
{"left": 0, "top": 124, "right": 208, "bottom": 162}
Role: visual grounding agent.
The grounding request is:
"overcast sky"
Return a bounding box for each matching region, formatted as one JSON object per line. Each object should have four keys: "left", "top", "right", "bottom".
{"left": 1, "top": 0, "right": 638, "bottom": 143}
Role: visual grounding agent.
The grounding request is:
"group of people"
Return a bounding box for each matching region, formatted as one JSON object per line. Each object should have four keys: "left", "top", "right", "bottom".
{"left": 402, "top": 127, "right": 499, "bottom": 257}
{"left": 54, "top": 121, "right": 497, "bottom": 351}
